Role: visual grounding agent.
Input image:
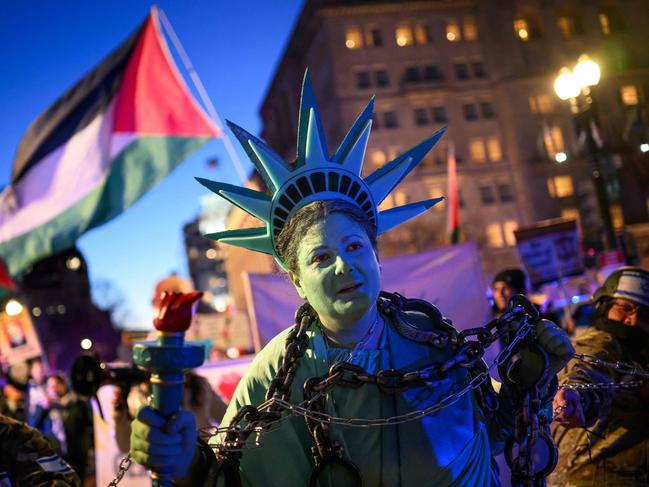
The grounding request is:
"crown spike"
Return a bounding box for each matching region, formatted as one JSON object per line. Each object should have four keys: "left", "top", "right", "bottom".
{"left": 304, "top": 108, "right": 329, "bottom": 167}
{"left": 377, "top": 197, "right": 445, "bottom": 235}
{"left": 296, "top": 70, "right": 328, "bottom": 168}
{"left": 365, "top": 127, "right": 446, "bottom": 188}
{"left": 333, "top": 97, "right": 375, "bottom": 165}
{"left": 225, "top": 119, "right": 291, "bottom": 192}
{"left": 339, "top": 119, "right": 372, "bottom": 176}
{"left": 248, "top": 139, "right": 294, "bottom": 191}
{"left": 365, "top": 156, "right": 412, "bottom": 204}
{"left": 195, "top": 177, "right": 272, "bottom": 223}
{"left": 204, "top": 227, "right": 274, "bottom": 255}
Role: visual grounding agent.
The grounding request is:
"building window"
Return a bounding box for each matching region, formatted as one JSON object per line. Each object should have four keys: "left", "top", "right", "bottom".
{"left": 384, "top": 111, "right": 398, "bottom": 129}
{"left": 472, "top": 61, "right": 486, "bottom": 78}
{"left": 480, "top": 101, "right": 495, "bottom": 118}
{"left": 547, "top": 176, "right": 574, "bottom": 198}
{"left": 610, "top": 204, "right": 624, "bottom": 230}
{"left": 414, "top": 108, "right": 429, "bottom": 126}
{"left": 599, "top": 13, "right": 611, "bottom": 35}
{"left": 480, "top": 185, "right": 496, "bottom": 204}
{"left": 423, "top": 65, "right": 444, "bottom": 81}
{"left": 561, "top": 207, "right": 580, "bottom": 223}
{"left": 498, "top": 183, "right": 513, "bottom": 202}
{"left": 463, "top": 103, "right": 478, "bottom": 121}
{"left": 455, "top": 63, "right": 469, "bottom": 80}
{"left": 620, "top": 85, "right": 639, "bottom": 105}
{"left": 503, "top": 220, "right": 518, "bottom": 246}
{"left": 371, "top": 149, "right": 387, "bottom": 168}
{"left": 463, "top": 17, "right": 479, "bottom": 41}
{"left": 346, "top": 27, "right": 363, "bottom": 49}
{"left": 470, "top": 138, "right": 486, "bottom": 162}
{"left": 487, "top": 137, "right": 502, "bottom": 161}
{"left": 356, "top": 71, "right": 371, "bottom": 89}
{"left": 394, "top": 190, "right": 408, "bottom": 206}
{"left": 543, "top": 124, "right": 565, "bottom": 159}
{"left": 514, "top": 15, "right": 542, "bottom": 41}
{"left": 529, "top": 94, "right": 554, "bottom": 114}
{"left": 599, "top": 8, "right": 624, "bottom": 35}
{"left": 486, "top": 223, "right": 504, "bottom": 247}
{"left": 446, "top": 20, "right": 462, "bottom": 42}
{"left": 432, "top": 106, "right": 447, "bottom": 123}
{"left": 557, "top": 15, "right": 583, "bottom": 39}
{"left": 375, "top": 69, "right": 390, "bottom": 87}
{"left": 395, "top": 25, "right": 414, "bottom": 47}
{"left": 414, "top": 23, "right": 431, "bottom": 44}
{"left": 404, "top": 66, "right": 420, "bottom": 82}
{"left": 365, "top": 27, "right": 383, "bottom": 47}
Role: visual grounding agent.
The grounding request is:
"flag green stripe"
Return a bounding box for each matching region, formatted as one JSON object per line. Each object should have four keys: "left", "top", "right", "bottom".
{"left": 0, "top": 135, "right": 212, "bottom": 276}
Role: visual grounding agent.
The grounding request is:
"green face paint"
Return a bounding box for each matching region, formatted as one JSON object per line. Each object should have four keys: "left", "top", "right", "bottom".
{"left": 290, "top": 213, "right": 381, "bottom": 330}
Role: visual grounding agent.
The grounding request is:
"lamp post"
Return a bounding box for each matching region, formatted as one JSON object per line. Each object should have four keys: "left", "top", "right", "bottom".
{"left": 554, "top": 54, "right": 617, "bottom": 250}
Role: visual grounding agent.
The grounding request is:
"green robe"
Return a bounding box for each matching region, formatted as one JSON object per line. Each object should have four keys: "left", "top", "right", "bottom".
{"left": 212, "top": 308, "right": 514, "bottom": 486}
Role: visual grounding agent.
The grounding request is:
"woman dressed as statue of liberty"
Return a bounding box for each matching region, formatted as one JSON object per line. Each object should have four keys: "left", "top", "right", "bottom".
{"left": 127, "top": 70, "right": 573, "bottom": 486}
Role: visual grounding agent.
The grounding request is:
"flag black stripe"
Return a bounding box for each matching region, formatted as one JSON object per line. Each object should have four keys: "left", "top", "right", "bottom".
{"left": 11, "top": 18, "right": 147, "bottom": 185}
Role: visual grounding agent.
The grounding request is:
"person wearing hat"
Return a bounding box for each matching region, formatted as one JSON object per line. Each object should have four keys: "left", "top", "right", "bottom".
{"left": 491, "top": 268, "right": 527, "bottom": 318}
{"left": 549, "top": 266, "right": 649, "bottom": 486}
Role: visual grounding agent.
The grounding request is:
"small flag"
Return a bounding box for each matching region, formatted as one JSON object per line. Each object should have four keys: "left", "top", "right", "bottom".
{"left": 446, "top": 142, "right": 460, "bottom": 244}
{"left": 0, "top": 7, "right": 221, "bottom": 276}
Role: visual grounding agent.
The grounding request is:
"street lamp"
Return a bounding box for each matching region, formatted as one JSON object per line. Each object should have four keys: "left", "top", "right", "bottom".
{"left": 554, "top": 54, "right": 617, "bottom": 250}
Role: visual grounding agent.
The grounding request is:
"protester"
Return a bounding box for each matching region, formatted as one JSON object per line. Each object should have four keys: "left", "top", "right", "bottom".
{"left": 0, "top": 379, "right": 27, "bottom": 423}
{"left": 550, "top": 266, "right": 649, "bottom": 486}
{"left": 30, "top": 373, "right": 93, "bottom": 481}
{"left": 126, "top": 71, "right": 574, "bottom": 486}
{"left": 0, "top": 413, "right": 80, "bottom": 486}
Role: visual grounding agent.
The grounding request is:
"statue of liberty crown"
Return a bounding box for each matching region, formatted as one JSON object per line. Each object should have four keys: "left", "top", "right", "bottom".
{"left": 196, "top": 69, "right": 445, "bottom": 270}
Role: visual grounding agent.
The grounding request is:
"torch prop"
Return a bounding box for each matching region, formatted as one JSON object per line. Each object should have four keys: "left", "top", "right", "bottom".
{"left": 133, "top": 291, "right": 205, "bottom": 487}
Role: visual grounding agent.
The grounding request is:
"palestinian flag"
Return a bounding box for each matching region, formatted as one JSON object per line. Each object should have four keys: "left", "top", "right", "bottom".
{"left": 0, "top": 7, "right": 220, "bottom": 276}
{"left": 446, "top": 142, "right": 460, "bottom": 244}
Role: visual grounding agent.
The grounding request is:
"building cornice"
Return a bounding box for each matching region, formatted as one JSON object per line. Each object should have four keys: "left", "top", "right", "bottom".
{"left": 318, "top": 0, "right": 476, "bottom": 17}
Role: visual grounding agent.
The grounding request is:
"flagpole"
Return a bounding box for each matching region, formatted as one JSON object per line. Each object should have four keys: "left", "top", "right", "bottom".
{"left": 156, "top": 6, "right": 248, "bottom": 185}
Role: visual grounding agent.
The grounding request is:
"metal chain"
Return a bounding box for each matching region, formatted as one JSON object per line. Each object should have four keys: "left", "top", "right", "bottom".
{"left": 559, "top": 381, "right": 642, "bottom": 390}
{"left": 108, "top": 454, "right": 133, "bottom": 486}
{"left": 571, "top": 353, "right": 649, "bottom": 378}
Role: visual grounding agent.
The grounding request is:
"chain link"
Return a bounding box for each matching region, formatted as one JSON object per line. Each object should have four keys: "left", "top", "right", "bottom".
{"left": 108, "top": 454, "right": 133, "bottom": 487}
{"left": 559, "top": 381, "right": 642, "bottom": 390}
{"left": 571, "top": 353, "right": 649, "bottom": 378}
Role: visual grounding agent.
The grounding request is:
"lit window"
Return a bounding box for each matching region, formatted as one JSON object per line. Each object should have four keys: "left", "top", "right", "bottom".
{"left": 365, "top": 27, "right": 383, "bottom": 47}
{"left": 503, "top": 220, "right": 518, "bottom": 246}
{"left": 561, "top": 207, "right": 580, "bottom": 223}
{"left": 446, "top": 20, "right": 462, "bottom": 42}
{"left": 414, "top": 23, "right": 431, "bottom": 44}
{"left": 599, "top": 13, "right": 611, "bottom": 35}
{"left": 620, "top": 85, "right": 639, "bottom": 105}
{"left": 430, "top": 186, "right": 445, "bottom": 210}
{"left": 394, "top": 190, "right": 408, "bottom": 206}
{"left": 463, "top": 17, "right": 479, "bottom": 41}
{"left": 470, "top": 138, "right": 486, "bottom": 162}
{"left": 557, "top": 16, "right": 575, "bottom": 38}
{"left": 487, "top": 137, "right": 502, "bottom": 161}
{"left": 547, "top": 176, "right": 574, "bottom": 198}
{"left": 370, "top": 150, "right": 386, "bottom": 169}
{"left": 514, "top": 18, "right": 530, "bottom": 41}
{"left": 544, "top": 124, "right": 565, "bottom": 159}
{"left": 346, "top": 27, "right": 363, "bottom": 49}
{"left": 529, "top": 94, "right": 553, "bottom": 114}
{"left": 480, "top": 185, "right": 496, "bottom": 204}
{"left": 395, "top": 25, "right": 414, "bottom": 47}
{"left": 486, "top": 223, "right": 504, "bottom": 248}
{"left": 414, "top": 107, "right": 429, "bottom": 126}
{"left": 610, "top": 204, "right": 624, "bottom": 230}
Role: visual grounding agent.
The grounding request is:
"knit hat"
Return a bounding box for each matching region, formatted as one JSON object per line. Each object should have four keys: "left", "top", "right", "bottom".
{"left": 492, "top": 268, "right": 527, "bottom": 295}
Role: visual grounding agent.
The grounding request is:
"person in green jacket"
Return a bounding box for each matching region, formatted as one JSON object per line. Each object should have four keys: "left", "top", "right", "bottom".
{"left": 127, "top": 70, "right": 574, "bottom": 486}
{"left": 550, "top": 266, "right": 649, "bottom": 486}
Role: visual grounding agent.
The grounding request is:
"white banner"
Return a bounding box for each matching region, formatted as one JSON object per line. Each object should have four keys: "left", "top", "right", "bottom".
{"left": 244, "top": 242, "right": 492, "bottom": 351}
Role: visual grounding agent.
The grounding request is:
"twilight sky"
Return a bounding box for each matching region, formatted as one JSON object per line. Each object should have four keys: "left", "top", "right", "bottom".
{"left": 0, "top": 0, "right": 304, "bottom": 328}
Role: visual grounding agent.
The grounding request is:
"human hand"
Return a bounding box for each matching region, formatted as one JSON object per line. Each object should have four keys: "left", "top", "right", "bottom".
{"left": 535, "top": 319, "right": 574, "bottom": 376}
{"left": 130, "top": 406, "right": 198, "bottom": 479}
{"left": 552, "top": 388, "right": 585, "bottom": 428}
